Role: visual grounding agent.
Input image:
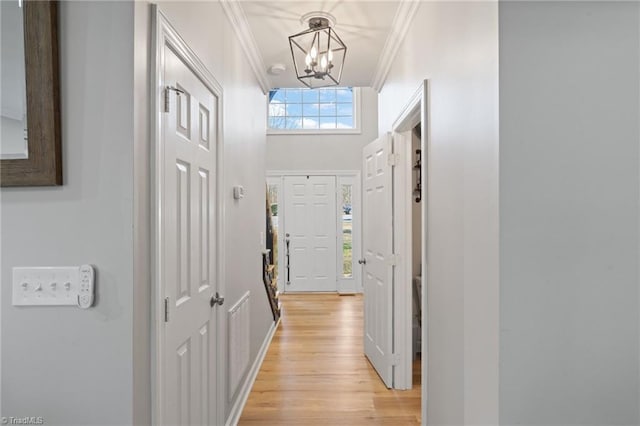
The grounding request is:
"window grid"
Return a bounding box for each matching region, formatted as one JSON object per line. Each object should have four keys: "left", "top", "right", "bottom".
{"left": 342, "top": 184, "right": 353, "bottom": 278}
{"left": 268, "top": 87, "right": 355, "bottom": 130}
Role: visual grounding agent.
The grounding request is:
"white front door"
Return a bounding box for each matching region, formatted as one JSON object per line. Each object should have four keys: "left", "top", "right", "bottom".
{"left": 162, "top": 44, "right": 219, "bottom": 425}
{"left": 284, "top": 176, "right": 337, "bottom": 292}
{"left": 362, "top": 134, "right": 394, "bottom": 388}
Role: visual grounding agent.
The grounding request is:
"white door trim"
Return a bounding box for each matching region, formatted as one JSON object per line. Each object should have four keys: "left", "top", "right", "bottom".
{"left": 151, "top": 7, "right": 226, "bottom": 426}
{"left": 267, "top": 170, "right": 362, "bottom": 294}
{"left": 389, "top": 82, "right": 428, "bottom": 398}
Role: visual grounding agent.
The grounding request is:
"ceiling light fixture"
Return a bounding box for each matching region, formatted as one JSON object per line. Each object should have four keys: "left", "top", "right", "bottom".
{"left": 288, "top": 12, "right": 346, "bottom": 88}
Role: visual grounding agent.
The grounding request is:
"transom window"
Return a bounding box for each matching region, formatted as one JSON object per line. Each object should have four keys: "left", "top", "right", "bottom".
{"left": 268, "top": 87, "right": 355, "bottom": 131}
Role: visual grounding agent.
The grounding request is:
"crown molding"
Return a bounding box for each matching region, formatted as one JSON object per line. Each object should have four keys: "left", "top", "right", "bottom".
{"left": 220, "top": 0, "right": 271, "bottom": 94}
{"left": 370, "top": 0, "right": 420, "bottom": 93}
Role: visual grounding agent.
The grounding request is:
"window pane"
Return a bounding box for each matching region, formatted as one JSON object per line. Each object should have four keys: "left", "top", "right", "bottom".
{"left": 319, "top": 103, "right": 336, "bottom": 116}
{"left": 319, "top": 88, "right": 337, "bottom": 102}
{"left": 302, "top": 89, "right": 319, "bottom": 103}
{"left": 286, "top": 103, "right": 302, "bottom": 116}
{"left": 337, "top": 116, "right": 353, "bottom": 129}
{"left": 285, "top": 89, "right": 302, "bottom": 103}
{"left": 268, "top": 86, "right": 354, "bottom": 131}
{"left": 269, "top": 116, "right": 286, "bottom": 129}
{"left": 342, "top": 184, "right": 353, "bottom": 278}
{"left": 336, "top": 88, "right": 352, "bottom": 103}
{"left": 268, "top": 184, "right": 278, "bottom": 221}
{"left": 319, "top": 117, "right": 336, "bottom": 129}
{"left": 302, "top": 117, "right": 319, "bottom": 129}
{"left": 267, "top": 184, "right": 279, "bottom": 279}
{"left": 303, "top": 103, "right": 319, "bottom": 117}
{"left": 285, "top": 117, "right": 302, "bottom": 129}
{"left": 269, "top": 102, "right": 285, "bottom": 117}
{"left": 337, "top": 103, "right": 352, "bottom": 116}
{"left": 270, "top": 89, "right": 285, "bottom": 102}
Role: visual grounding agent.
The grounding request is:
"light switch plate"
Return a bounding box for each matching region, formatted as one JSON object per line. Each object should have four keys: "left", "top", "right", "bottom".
{"left": 233, "top": 185, "right": 245, "bottom": 199}
{"left": 12, "top": 266, "right": 94, "bottom": 307}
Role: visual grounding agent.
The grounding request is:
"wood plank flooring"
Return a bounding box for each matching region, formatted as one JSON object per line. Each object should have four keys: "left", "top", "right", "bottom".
{"left": 238, "top": 293, "right": 421, "bottom": 425}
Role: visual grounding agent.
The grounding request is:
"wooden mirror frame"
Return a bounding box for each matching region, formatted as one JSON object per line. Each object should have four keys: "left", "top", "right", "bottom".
{"left": 1, "top": 0, "right": 61, "bottom": 187}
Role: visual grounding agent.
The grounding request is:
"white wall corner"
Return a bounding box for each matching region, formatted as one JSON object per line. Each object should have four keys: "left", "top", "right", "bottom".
{"left": 370, "top": 0, "right": 420, "bottom": 93}
{"left": 220, "top": 0, "right": 270, "bottom": 94}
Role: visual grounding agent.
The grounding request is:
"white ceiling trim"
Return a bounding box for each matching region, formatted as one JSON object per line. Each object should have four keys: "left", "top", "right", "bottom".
{"left": 370, "top": 0, "right": 420, "bottom": 93}
{"left": 220, "top": 0, "right": 270, "bottom": 94}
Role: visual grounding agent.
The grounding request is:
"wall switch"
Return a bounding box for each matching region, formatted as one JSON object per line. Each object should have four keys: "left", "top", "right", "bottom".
{"left": 12, "top": 265, "right": 95, "bottom": 308}
{"left": 233, "top": 185, "right": 245, "bottom": 200}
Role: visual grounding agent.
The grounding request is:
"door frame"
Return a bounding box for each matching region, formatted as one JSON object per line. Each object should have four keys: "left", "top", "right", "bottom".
{"left": 266, "top": 170, "right": 362, "bottom": 294}
{"left": 389, "top": 82, "right": 428, "bottom": 397}
{"left": 151, "top": 7, "right": 226, "bottom": 426}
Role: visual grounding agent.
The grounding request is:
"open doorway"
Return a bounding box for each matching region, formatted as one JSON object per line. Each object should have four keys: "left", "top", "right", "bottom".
{"left": 388, "top": 81, "right": 427, "bottom": 411}
{"left": 238, "top": 84, "right": 427, "bottom": 423}
{"left": 265, "top": 171, "right": 362, "bottom": 295}
{"left": 409, "top": 123, "right": 423, "bottom": 387}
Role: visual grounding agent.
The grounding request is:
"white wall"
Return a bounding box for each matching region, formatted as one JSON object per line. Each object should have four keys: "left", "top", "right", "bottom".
{"left": 499, "top": 2, "right": 640, "bottom": 425}
{"left": 1, "top": 2, "right": 136, "bottom": 424}
{"left": 2, "top": 2, "right": 272, "bottom": 424}
{"left": 378, "top": 2, "right": 499, "bottom": 424}
{"left": 266, "top": 87, "right": 378, "bottom": 172}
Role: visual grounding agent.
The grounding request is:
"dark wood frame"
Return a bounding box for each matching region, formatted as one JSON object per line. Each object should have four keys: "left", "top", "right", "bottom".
{"left": 1, "top": 0, "right": 61, "bottom": 186}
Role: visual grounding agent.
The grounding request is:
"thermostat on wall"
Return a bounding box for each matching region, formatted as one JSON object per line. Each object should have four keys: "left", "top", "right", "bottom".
{"left": 233, "top": 185, "right": 245, "bottom": 200}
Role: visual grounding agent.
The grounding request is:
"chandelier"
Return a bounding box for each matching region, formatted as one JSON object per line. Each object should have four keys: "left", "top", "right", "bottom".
{"left": 288, "top": 12, "right": 347, "bottom": 88}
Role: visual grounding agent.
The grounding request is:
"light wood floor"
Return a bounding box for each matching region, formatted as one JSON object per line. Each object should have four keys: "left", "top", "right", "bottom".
{"left": 238, "top": 293, "right": 421, "bottom": 425}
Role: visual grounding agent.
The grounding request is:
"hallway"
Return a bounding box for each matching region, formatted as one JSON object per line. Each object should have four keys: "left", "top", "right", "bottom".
{"left": 238, "top": 294, "right": 421, "bottom": 425}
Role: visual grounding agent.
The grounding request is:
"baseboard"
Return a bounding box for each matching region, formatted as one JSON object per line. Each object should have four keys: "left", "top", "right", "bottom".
{"left": 225, "top": 317, "right": 280, "bottom": 426}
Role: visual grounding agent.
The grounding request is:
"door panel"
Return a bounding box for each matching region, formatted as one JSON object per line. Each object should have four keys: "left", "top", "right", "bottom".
{"left": 163, "top": 45, "right": 218, "bottom": 425}
{"left": 284, "top": 176, "right": 337, "bottom": 292}
{"left": 362, "top": 134, "right": 394, "bottom": 387}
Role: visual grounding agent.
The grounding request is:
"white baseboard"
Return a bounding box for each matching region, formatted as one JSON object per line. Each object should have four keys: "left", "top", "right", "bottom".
{"left": 225, "top": 317, "right": 280, "bottom": 426}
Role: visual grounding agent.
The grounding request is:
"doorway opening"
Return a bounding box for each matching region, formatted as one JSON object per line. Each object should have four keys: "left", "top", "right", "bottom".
{"left": 388, "top": 81, "right": 427, "bottom": 413}
{"left": 266, "top": 171, "right": 362, "bottom": 295}
{"left": 240, "top": 83, "right": 428, "bottom": 423}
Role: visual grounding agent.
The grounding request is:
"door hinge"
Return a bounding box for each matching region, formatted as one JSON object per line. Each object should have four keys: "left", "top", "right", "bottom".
{"left": 390, "top": 353, "right": 401, "bottom": 366}
{"left": 387, "top": 153, "right": 399, "bottom": 167}
{"left": 164, "top": 297, "right": 169, "bottom": 322}
{"left": 164, "top": 86, "right": 185, "bottom": 114}
{"left": 386, "top": 254, "right": 398, "bottom": 266}
{"left": 163, "top": 88, "right": 170, "bottom": 113}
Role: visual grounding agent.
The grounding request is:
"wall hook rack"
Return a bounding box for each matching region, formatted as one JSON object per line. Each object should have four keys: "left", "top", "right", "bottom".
{"left": 413, "top": 149, "right": 422, "bottom": 203}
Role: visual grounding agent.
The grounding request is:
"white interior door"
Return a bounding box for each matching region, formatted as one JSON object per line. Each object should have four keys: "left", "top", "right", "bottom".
{"left": 284, "top": 176, "right": 337, "bottom": 292}
{"left": 362, "top": 134, "right": 394, "bottom": 388}
{"left": 162, "top": 44, "right": 219, "bottom": 425}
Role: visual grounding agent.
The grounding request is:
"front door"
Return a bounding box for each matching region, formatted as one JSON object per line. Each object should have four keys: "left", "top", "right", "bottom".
{"left": 161, "top": 44, "right": 219, "bottom": 425}
{"left": 362, "top": 134, "right": 394, "bottom": 387}
{"left": 284, "top": 176, "right": 337, "bottom": 292}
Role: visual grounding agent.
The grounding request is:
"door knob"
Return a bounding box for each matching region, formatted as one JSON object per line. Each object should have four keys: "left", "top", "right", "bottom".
{"left": 358, "top": 258, "right": 367, "bottom": 265}
{"left": 210, "top": 292, "right": 224, "bottom": 307}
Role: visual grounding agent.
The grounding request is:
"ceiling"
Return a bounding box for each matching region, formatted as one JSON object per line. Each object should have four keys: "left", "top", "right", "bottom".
{"left": 239, "top": 1, "right": 403, "bottom": 89}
